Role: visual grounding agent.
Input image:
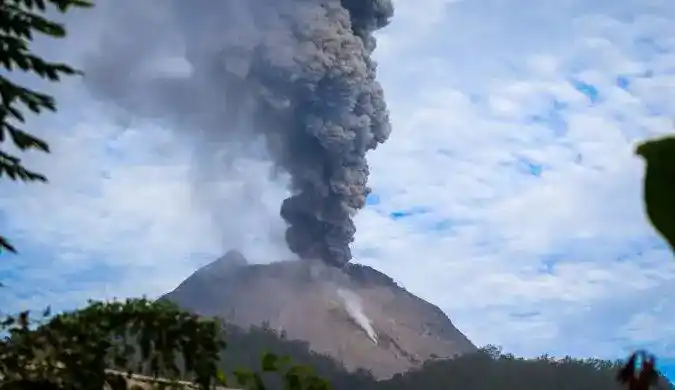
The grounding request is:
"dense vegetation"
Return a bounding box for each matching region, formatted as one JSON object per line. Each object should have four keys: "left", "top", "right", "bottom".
{"left": 209, "top": 323, "right": 674, "bottom": 390}
{"left": 375, "top": 350, "right": 652, "bottom": 390}
{"left": 216, "top": 323, "right": 375, "bottom": 390}
{"left": 0, "top": 299, "right": 332, "bottom": 390}
{"left": 4, "top": 299, "right": 667, "bottom": 390}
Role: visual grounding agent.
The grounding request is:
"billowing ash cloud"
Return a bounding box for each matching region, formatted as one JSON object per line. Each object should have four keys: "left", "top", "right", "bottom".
{"left": 82, "top": 0, "right": 394, "bottom": 268}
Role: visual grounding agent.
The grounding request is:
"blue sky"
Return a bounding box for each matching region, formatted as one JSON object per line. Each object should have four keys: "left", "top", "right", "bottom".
{"left": 1, "top": 0, "right": 675, "bottom": 381}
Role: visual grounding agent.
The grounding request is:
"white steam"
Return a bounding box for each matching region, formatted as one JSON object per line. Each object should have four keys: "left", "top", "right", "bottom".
{"left": 337, "top": 287, "right": 378, "bottom": 345}
{"left": 187, "top": 141, "right": 295, "bottom": 264}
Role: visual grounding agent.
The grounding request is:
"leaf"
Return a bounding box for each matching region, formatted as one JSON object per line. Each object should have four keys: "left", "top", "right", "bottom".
{"left": 1, "top": 315, "right": 15, "bottom": 327}
{"left": 232, "top": 369, "right": 267, "bottom": 390}
{"left": 233, "top": 369, "right": 257, "bottom": 388}
{"left": 34, "top": 0, "right": 47, "bottom": 11}
{"left": 261, "top": 352, "right": 279, "bottom": 372}
{"left": 7, "top": 125, "right": 50, "bottom": 152}
{"left": 635, "top": 136, "right": 675, "bottom": 255}
{"left": 18, "top": 311, "right": 30, "bottom": 327}
{"left": 0, "top": 235, "right": 18, "bottom": 254}
{"left": 0, "top": 150, "right": 48, "bottom": 183}
{"left": 283, "top": 371, "right": 303, "bottom": 390}
{"left": 617, "top": 353, "right": 637, "bottom": 384}
{"left": 215, "top": 369, "right": 228, "bottom": 386}
{"left": 49, "top": 0, "right": 94, "bottom": 12}
{"left": 616, "top": 351, "right": 660, "bottom": 390}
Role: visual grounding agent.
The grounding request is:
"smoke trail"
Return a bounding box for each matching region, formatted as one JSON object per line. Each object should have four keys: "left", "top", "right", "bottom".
{"left": 81, "top": 0, "right": 394, "bottom": 267}
{"left": 337, "top": 287, "right": 378, "bottom": 344}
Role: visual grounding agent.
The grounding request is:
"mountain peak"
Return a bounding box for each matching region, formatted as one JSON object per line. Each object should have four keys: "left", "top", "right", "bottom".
{"left": 163, "top": 252, "right": 476, "bottom": 379}
{"left": 212, "top": 249, "right": 249, "bottom": 268}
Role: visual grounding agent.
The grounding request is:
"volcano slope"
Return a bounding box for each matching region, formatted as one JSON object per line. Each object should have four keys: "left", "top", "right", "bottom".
{"left": 162, "top": 251, "right": 476, "bottom": 379}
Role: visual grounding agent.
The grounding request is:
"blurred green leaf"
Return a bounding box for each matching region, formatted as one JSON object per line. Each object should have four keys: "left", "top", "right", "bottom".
{"left": 234, "top": 369, "right": 262, "bottom": 390}
{"left": 261, "top": 352, "right": 279, "bottom": 372}
{"left": 636, "top": 135, "right": 675, "bottom": 256}
{"left": 216, "top": 369, "right": 228, "bottom": 386}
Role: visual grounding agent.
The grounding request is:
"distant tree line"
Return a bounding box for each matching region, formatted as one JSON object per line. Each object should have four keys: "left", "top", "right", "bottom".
{"left": 212, "top": 325, "right": 673, "bottom": 390}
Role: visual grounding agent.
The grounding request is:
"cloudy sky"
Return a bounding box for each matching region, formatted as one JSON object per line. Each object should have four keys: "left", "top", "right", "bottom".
{"left": 1, "top": 0, "right": 675, "bottom": 378}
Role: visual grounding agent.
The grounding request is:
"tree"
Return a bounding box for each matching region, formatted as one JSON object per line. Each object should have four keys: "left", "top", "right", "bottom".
{"left": 0, "top": 298, "right": 331, "bottom": 390}
{"left": 0, "top": 299, "right": 225, "bottom": 390}
{"left": 0, "top": 0, "right": 92, "bottom": 254}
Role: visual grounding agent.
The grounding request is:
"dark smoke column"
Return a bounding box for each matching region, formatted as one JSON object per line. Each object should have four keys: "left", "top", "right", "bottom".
{"left": 81, "top": 0, "right": 394, "bottom": 268}
{"left": 266, "top": 0, "right": 394, "bottom": 267}
{"left": 202, "top": 0, "right": 395, "bottom": 267}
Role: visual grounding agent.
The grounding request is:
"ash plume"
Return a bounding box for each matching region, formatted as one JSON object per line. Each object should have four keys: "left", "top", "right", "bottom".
{"left": 81, "top": 0, "right": 394, "bottom": 267}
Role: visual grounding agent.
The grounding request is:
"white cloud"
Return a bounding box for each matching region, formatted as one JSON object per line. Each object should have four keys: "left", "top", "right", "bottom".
{"left": 1, "top": 0, "right": 675, "bottom": 362}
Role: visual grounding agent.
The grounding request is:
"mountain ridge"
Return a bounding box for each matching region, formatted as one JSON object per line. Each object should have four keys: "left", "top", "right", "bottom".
{"left": 161, "top": 250, "right": 476, "bottom": 379}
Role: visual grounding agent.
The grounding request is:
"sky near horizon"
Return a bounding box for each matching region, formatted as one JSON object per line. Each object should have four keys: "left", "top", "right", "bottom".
{"left": 1, "top": 0, "right": 675, "bottom": 379}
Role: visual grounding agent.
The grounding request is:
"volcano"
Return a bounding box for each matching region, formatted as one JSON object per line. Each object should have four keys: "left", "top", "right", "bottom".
{"left": 162, "top": 250, "right": 476, "bottom": 379}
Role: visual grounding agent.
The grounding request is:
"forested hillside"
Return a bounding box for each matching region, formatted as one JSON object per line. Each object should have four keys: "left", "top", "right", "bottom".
{"left": 217, "top": 323, "right": 668, "bottom": 390}
{"left": 216, "top": 323, "right": 376, "bottom": 389}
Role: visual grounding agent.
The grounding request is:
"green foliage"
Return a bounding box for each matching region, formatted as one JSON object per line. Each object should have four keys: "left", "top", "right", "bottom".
{"left": 232, "top": 352, "right": 331, "bottom": 390}
{"left": 215, "top": 322, "right": 373, "bottom": 390}
{"left": 192, "top": 324, "right": 673, "bottom": 390}
{"left": 216, "top": 333, "right": 669, "bottom": 390}
{"left": 371, "top": 346, "right": 666, "bottom": 390}
{"left": 636, "top": 135, "right": 675, "bottom": 256}
{"left": 0, "top": 299, "right": 333, "bottom": 390}
{"left": 0, "top": 298, "right": 226, "bottom": 389}
{"left": 0, "top": 0, "right": 92, "bottom": 254}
